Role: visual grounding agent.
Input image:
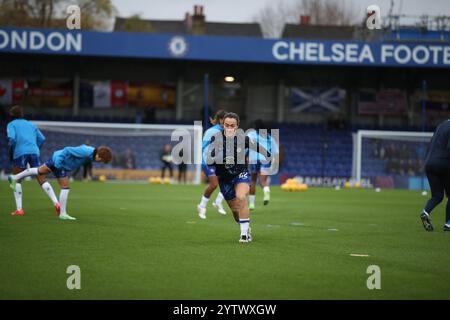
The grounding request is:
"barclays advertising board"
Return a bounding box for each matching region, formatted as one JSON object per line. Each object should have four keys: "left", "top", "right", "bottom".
{"left": 0, "top": 27, "right": 449, "bottom": 68}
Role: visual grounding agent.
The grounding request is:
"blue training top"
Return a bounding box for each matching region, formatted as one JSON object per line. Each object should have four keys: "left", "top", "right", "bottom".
{"left": 247, "top": 130, "right": 279, "bottom": 164}
{"left": 202, "top": 124, "right": 223, "bottom": 165}
{"left": 7, "top": 119, "right": 45, "bottom": 159}
{"left": 52, "top": 145, "right": 95, "bottom": 171}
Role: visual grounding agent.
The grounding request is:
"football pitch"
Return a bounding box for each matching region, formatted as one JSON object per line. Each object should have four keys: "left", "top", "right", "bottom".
{"left": 1, "top": 181, "right": 449, "bottom": 300}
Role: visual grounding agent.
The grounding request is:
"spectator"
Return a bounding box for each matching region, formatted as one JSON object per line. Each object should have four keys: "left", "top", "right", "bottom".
{"left": 372, "top": 140, "right": 385, "bottom": 160}
{"left": 160, "top": 144, "right": 173, "bottom": 179}
{"left": 178, "top": 149, "right": 187, "bottom": 184}
{"left": 399, "top": 143, "right": 411, "bottom": 160}
{"left": 398, "top": 159, "right": 406, "bottom": 176}
{"left": 112, "top": 152, "right": 126, "bottom": 168}
{"left": 386, "top": 158, "right": 398, "bottom": 175}
{"left": 385, "top": 143, "right": 398, "bottom": 160}
{"left": 135, "top": 111, "right": 143, "bottom": 124}
{"left": 372, "top": 140, "right": 380, "bottom": 158}
{"left": 379, "top": 144, "right": 386, "bottom": 160}
{"left": 415, "top": 158, "right": 424, "bottom": 175}
{"left": 125, "top": 148, "right": 136, "bottom": 169}
{"left": 407, "top": 159, "right": 416, "bottom": 176}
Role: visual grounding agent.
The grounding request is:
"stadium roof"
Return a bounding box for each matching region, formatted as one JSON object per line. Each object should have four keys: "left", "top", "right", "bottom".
{"left": 114, "top": 17, "right": 262, "bottom": 38}
{"left": 282, "top": 24, "right": 356, "bottom": 40}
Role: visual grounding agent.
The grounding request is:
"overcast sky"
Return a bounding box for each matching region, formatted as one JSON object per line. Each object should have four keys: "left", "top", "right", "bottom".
{"left": 111, "top": 0, "right": 450, "bottom": 23}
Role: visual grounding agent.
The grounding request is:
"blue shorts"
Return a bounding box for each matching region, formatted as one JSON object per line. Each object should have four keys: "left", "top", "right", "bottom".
{"left": 202, "top": 164, "right": 216, "bottom": 177}
{"left": 218, "top": 171, "right": 251, "bottom": 201}
{"left": 250, "top": 162, "right": 271, "bottom": 174}
{"left": 13, "top": 154, "right": 41, "bottom": 169}
{"left": 44, "top": 158, "right": 68, "bottom": 179}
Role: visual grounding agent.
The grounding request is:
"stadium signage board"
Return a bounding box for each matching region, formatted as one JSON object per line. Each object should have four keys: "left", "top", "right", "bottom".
{"left": 0, "top": 28, "right": 449, "bottom": 68}
{"left": 0, "top": 29, "right": 81, "bottom": 53}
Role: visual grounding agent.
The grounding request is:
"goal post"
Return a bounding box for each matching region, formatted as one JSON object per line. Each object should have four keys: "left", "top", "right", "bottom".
{"left": 353, "top": 130, "right": 434, "bottom": 189}
{"left": 33, "top": 121, "right": 204, "bottom": 184}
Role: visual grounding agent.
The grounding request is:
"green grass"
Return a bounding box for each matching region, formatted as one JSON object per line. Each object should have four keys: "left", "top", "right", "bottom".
{"left": 0, "top": 181, "right": 449, "bottom": 300}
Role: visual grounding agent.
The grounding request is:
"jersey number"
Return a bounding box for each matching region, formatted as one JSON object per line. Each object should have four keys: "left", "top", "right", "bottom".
{"left": 239, "top": 172, "right": 248, "bottom": 179}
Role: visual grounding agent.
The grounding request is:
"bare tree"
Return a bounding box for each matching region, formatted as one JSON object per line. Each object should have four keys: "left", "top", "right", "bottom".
{"left": 254, "top": 4, "right": 294, "bottom": 39}
{"left": 77, "top": 0, "right": 117, "bottom": 30}
{"left": 254, "top": 0, "right": 357, "bottom": 38}
{"left": 0, "top": 0, "right": 117, "bottom": 30}
{"left": 0, "top": 0, "right": 58, "bottom": 28}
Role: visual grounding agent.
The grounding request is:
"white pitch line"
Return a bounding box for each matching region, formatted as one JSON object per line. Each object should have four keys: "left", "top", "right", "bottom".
{"left": 349, "top": 253, "right": 370, "bottom": 257}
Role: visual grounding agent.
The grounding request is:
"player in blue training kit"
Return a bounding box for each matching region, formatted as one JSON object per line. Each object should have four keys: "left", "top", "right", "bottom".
{"left": 420, "top": 119, "right": 450, "bottom": 232}
{"left": 9, "top": 145, "right": 112, "bottom": 221}
{"left": 205, "top": 112, "right": 270, "bottom": 243}
{"left": 197, "top": 109, "right": 227, "bottom": 219}
{"left": 6, "top": 105, "right": 60, "bottom": 216}
{"left": 247, "top": 119, "right": 279, "bottom": 210}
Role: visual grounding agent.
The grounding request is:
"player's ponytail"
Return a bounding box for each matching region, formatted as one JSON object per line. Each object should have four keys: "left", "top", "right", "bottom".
{"left": 210, "top": 109, "right": 227, "bottom": 125}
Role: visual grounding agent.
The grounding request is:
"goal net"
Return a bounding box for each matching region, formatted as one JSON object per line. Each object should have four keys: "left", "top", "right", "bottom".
{"left": 33, "top": 121, "right": 203, "bottom": 184}
{"left": 352, "top": 130, "right": 434, "bottom": 190}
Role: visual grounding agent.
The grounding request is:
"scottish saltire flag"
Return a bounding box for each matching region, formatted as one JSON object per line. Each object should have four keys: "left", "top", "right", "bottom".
{"left": 291, "top": 87, "right": 345, "bottom": 113}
